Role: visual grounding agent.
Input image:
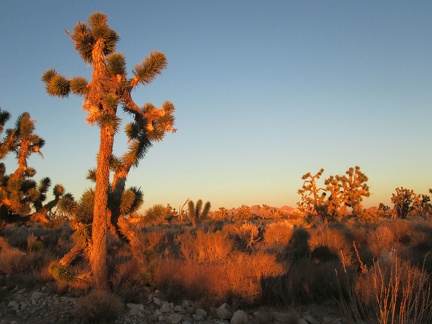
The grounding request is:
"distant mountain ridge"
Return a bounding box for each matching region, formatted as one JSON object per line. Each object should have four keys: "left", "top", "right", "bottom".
{"left": 224, "top": 204, "right": 297, "bottom": 217}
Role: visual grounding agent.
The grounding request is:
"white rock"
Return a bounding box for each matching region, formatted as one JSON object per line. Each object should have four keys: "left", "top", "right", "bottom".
{"left": 231, "top": 310, "right": 248, "bottom": 324}
{"left": 217, "top": 303, "right": 233, "bottom": 320}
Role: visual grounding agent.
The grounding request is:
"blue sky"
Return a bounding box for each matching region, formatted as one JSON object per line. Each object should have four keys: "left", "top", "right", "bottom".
{"left": 1, "top": 1, "right": 431, "bottom": 211}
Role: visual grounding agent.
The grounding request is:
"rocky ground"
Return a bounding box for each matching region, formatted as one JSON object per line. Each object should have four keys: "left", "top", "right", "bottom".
{"left": 0, "top": 284, "right": 346, "bottom": 324}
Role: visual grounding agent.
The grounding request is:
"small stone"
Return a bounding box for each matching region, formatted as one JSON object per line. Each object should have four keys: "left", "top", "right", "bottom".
{"left": 195, "top": 308, "right": 207, "bottom": 319}
{"left": 126, "top": 303, "right": 144, "bottom": 316}
{"left": 153, "top": 297, "right": 162, "bottom": 306}
{"left": 174, "top": 305, "right": 185, "bottom": 313}
{"left": 167, "top": 313, "right": 184, "bottom": 324}
{"left": 298, "top": 319, "right": 308, "bottom": 324}
{"left": 185, "top": 306, "right": 195, "bottom": 315}
{"left": 231, "top": 310, "right": 248, "bottom": 324}
{"left": 182, "top": 320, "right": 192, "bottom": 324}
{"left": 31, "top": 291, "right": 47, "bottom": 300}
{"left": 273, "top": 312, "right": 292, "bottom": 323}
{"left": 8, "top": 301, "right": 20, "bottom": 311}
{"left": 254, "top": 310, "right": 272, "bottom": 323}
{"left": 182, "top": 300, "right": 192, "bottom": 308}
{"left": 216, "top": 303, "right": 233, "bottom": 320}
{"left": 303, "top": 314, "right": 320, "bottom": 324}
{"left": 143, "top": 308, "right": 153, "bottom": 315}
{"left": 153, "top": 309, "right": 162, "bottom": 317}
{"left": 160, "top": 302, "right": 172, "bottom": 313}
{"left": 192, "top": 314, "right": 202, "bottom": 321}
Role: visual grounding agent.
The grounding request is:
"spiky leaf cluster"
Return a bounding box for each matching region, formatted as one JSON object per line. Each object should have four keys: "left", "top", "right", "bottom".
{"left": 120, "top": 188, "right": 143, "bottom": 215}
{"left": 75, "top": 189, "right": 95, "bottom": 224}
{"left": 132, "top": 51, "right": 167, "bottom": 86}
{"left": 57, "top": 193, "right": 78, "bottom": 216}
{"left": 0, "top": 109, "right": 12, "bottom": 159}
{"left": 107, "top": 53, "right": 127, "bottom": 77}
{"left": 69, "top": 12, "right": 119, "bottom": 63}
{"left": 70, "top": 77, "right": 89, "bottom": 96}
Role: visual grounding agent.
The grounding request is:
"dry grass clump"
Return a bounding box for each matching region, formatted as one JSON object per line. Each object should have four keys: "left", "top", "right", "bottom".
{"left": 75, "top": 289, "right": 124, "bottom": 323}
{"left": 0, "top": 236, "right": 49, "bottom": 276}
{"left": 176, "top": 229, "right": 233, "bottom": 264}
{"left": 339, "top": 251, "right": 432, "bottom": 323}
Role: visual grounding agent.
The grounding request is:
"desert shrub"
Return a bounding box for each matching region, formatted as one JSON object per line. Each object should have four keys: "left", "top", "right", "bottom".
{"left": 309, "top": 224, "right": 352, "bottom": 253}
{"left": 0, "top": 236, "right": 45, "bottom": 275}
{"left": 225, "top": 252, "right": 284, "bottom": 305}
{"left": 263, "top": 220, "right": 294, "bottom": 246}
{"left": 154, "top": 258, "right": 225, "bottom": 304}
{"left": 339, "top": 251, "right": 432, "bottom": 323}
{"left": 111, "top": 260, "right": 147, "bottom": 303}
{"left": 143, "top": 204, "right": 168, "bottom": 225}
{"left": 75, "top": 290, "right": 124, "bottom": 323}
{"left": 368, "top": 225, "right": 396, "bottom": 258}
{"left": 155, "top": 251, "right": 284, "bottom": 306}
{"left": 233, "top": 222, "right": 262, "bottom": 251}
{"left": 261, "top": 257, "right": 344, "bottom": 305}
{"left": 176, "top": 229, "right": 233, "bottom": 264}
{"left": 235, "top": 205, "right": 254, "bottom": 220}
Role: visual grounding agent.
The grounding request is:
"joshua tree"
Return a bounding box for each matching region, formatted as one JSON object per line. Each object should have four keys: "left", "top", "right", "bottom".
{"left": 298, "top": 168, "right": 327, "bottom": 219}
{"left": 391, "top": 187, "right": 418, "bottom": 219}
{"left": 188, "top": 199, "right": 211, "bottom": 227}
{"left": 297, "top": 166, "right": 370, "bottom": 222}
{"left": 42, "top": 12, "right": 175, "bottom": 290}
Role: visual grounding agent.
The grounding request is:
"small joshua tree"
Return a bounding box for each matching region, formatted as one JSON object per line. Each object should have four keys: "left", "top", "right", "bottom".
{"left": 188, "top": 199, "right": 211, "bottom": 227}
{"left": 0, "top": 110, "right": 67, "bottom": 222}
{"left": 297, "top": 168, "right": 326, "bottom": 217}
{"left": 391, "top": 187, "right": 418, "bottom": 219}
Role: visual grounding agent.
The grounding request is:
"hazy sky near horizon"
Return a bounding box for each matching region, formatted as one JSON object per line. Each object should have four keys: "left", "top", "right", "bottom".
{"left": 1, "top": 1, "right": 431, "bottom": 211}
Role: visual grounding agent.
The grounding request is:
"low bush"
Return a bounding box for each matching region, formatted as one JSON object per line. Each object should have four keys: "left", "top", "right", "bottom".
{"left": 75, "top": 290, "right": 124, "bottom": 323}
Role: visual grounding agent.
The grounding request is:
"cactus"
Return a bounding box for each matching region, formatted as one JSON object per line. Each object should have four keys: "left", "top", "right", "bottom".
{"left": 188, "top": 199, "right": 211, "bottom": 227}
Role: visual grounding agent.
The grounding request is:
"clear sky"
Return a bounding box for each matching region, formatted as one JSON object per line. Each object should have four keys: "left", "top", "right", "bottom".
{"left": 1, "top": 1, "right": 431, "bottom": 212}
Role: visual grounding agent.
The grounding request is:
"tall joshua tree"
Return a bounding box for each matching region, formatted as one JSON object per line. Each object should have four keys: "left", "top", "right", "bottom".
{"left": 42, "top": 13, "right": 175, "bottom": 291}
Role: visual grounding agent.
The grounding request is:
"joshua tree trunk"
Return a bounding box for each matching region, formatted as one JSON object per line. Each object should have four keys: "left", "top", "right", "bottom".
{"left": 91, "top": 125, "right": 114, "bottom": 291}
